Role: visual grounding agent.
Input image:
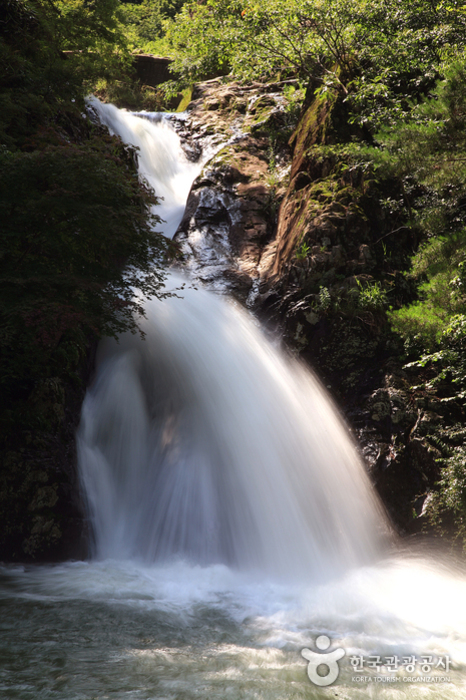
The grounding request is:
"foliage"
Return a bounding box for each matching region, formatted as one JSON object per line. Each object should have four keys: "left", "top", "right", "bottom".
{"left": 426, "top": 443, "right": 466, "bottom": 548}
{"left": 0, "top": 0, "right": 169, "bottom": 427}
{"left": 165, "top": 0, "right": 466, "bottom": 128}
{"left": 315, "top": 285, "right": 332, "bottom": 313}
{"left": 0, "top": 142, "right": 168, "bottom": 387}
{"left": 372, "top": 61, "right": 466, "bottom": 188}
{"left": 418, "top": 310, "right": 466, "bottom": 543}
{"left": 0, "top": 0, "right": 132, "bottom": 149}
{"left": 405, "top": 314, "right": 466, "bottom": 394}
{"left": 92, "top": 76, "right": 165, "bottom": 110}
{"left": 283, "top": 82, "right": 306, "bottom": 123}
{"left": 389, "top": 233, "right": 466, "bottom": 349}
{"left": 295, "top": 241, "right": 310, "bottom": 260}
{"left": 309, "top": 278, "right": 391, "bottom": 322}
{"left": 378, "top": 64, "right": 466, "bottom": 351}
{"left": 119, "top": 0, "right": 186, "bottom": 54}
{"left": 356, "top": 279, "right": 388, "bottom": 312}
{"left": 369, "top": 62, "right": 466, "bottom": 544}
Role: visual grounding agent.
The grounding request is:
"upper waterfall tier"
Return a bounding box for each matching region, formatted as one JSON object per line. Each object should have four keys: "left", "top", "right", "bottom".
{"left": 87, "top": 97, "right": 202, "bottom": 239}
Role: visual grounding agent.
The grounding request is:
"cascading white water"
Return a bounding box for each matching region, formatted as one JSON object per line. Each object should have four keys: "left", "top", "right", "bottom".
{"left": 78, "top": 275, "right": 386, "bottom": 578}
{"left": 78, "top": 101, "right": 387, "bottom": 580}
{"left": 87, "top": 97, "right": 201, "bottom": 238}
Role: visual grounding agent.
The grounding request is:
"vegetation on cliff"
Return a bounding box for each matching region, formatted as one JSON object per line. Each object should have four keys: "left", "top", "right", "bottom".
{"left": 164, "top": 0, "right": 465, "bottom": 123}
{"left": 119, "top": 0, "right": 185, "bottom": 55}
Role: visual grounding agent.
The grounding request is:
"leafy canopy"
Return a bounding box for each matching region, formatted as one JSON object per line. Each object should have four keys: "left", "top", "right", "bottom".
{"left": 119, "top": 0, "right": 186, "bottom": 54}
{"left": 372, "top": 62, "right": 466, "bottom": 349}
{"left": 0, "top": 0, "right": 170, "bottom": 418}
{"left": 166, "top": 0, "right": 466, "bottom": 128}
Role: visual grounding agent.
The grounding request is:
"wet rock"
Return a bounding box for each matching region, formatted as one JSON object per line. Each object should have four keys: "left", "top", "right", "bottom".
{"left": 173, "top": 79, "right": 293, "bottom": 300}
{"left": 359, "top": 244, "right": 374, "bottom": 266}
{"left": 368, "top": 388, "right": 391, "bottom": 422}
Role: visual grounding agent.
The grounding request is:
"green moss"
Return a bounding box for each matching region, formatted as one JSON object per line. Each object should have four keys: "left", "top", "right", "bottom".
{"left": 177, "top": 87, "right": 193, "bottom": 112}
{"left": 309, "top": 179, "right": 339, "bottom": 202}
{"left": 292, "top": 92, "right": 337, "bottom": 156}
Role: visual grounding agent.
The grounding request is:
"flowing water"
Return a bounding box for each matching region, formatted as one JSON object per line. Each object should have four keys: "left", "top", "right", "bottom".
{"left": 2, "top": 101, "right": 466, "bottom": 699}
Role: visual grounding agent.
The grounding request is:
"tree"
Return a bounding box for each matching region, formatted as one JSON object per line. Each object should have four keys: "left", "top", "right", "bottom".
{"left": 166, "top": 0, "right": 466, "bottom": 128}
{"left": 119, "top": 0, "right": 187, "bottom": 53}
{"left": 0, "top": 0, "right": 170, "bottom": 419}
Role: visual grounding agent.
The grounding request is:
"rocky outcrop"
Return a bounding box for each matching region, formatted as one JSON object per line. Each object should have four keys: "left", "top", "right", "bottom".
{"left": 244, "top": 87, "right": 463, "bottom": 538}
{"left": 172, "top": 78, "right": 295, "bottom": 301}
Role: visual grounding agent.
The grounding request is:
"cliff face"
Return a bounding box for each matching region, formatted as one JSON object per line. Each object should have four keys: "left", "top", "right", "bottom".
{"left": 253, "top": 90, "right": 464, "bottom": 537}
{"left": 0, "top": 360, "right": 91, "bottom": 562}
{"left": 174, "top": 79, "right": 464, "bottom": 537}
{"left": 172, "top": 78, "right": 295, "bottom": 301}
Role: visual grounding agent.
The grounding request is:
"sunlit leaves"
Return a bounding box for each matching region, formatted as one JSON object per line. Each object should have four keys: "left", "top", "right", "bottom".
{"left": 166, "top": 0, "right": 466, "bottom": 128}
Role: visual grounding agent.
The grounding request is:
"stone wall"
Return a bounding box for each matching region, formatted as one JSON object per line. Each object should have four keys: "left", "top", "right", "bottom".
{"left": 133, "top": 55, "right": 173, "bottom": 87}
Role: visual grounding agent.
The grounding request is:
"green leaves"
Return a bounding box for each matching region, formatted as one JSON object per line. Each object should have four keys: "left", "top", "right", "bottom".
{"left": 119, "top": 0, "right": 186, "bottom": 54}
{"left": 165, "top": 0, "right": 466, "bottom": 130}
{"left": 0, "top": 0, "right": 170, "bottom": 418}
{"left": 373, "top": 62, "right": 466, "bottom": 354}
{"left": 0, "top": 139, "right": 169, "bottom": 393}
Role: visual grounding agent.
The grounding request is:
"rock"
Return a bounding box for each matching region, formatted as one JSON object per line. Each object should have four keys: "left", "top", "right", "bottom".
{"left": 359, "top": 244, "right": 373, "bottom": 265}
{"left": 0, "top": 351, "right": 93, "bottom": 561}
{"left": 173, "top": 79, "right": 292, "bottom": 300}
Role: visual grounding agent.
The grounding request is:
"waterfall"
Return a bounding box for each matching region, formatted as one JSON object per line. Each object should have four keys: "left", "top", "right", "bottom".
{"left": 3, "top": 99, "right": 466, "bottom": 700}
{"left": 78, "top": 100, "right": 387, "bottom": 581}
{"left": 79, "top": 275, "right": 388, "bottom": 579}
{"left": 87, "top": 97, "right": 201, "bottom": 239}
